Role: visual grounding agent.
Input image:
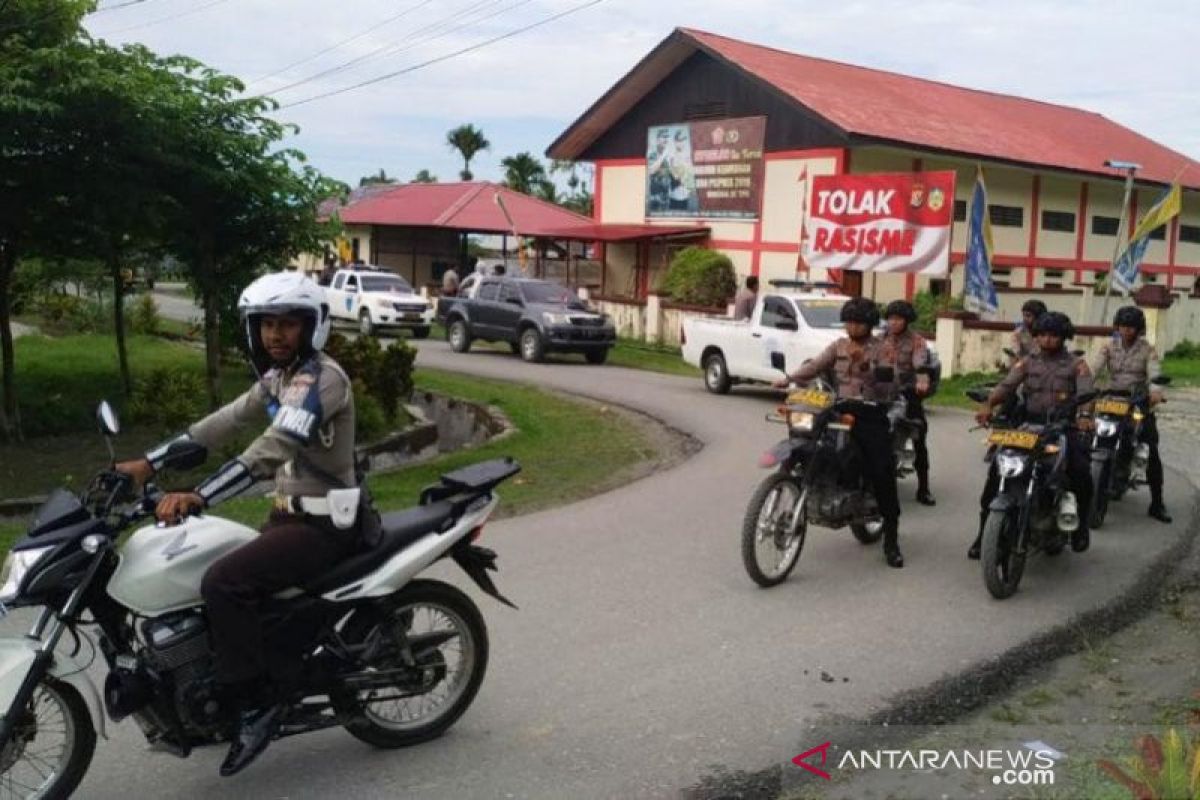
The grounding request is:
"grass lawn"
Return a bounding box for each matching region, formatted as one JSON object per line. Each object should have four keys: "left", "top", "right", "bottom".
{"left": 927, "top": 371, "right": 1001, "bottom": 410}
{"left": 0, "top": 367, "right": 657, "bottom": 553}
{"left": 1163, "top": 356, "right": 1200, "bottom": 386}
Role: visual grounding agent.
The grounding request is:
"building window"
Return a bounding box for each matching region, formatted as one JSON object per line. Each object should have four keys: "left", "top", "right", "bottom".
{"left": 953, "top": 200, "right": 967, "bottom": 222}
{"left": 989, "top": 205, "right": 1024, "bottom": 227}
{"left": 1143, "top": 272, "right": 1158, "bottom": 284}
{"left": 1092, "top": 216, "right": 1120, "bottom": 235}
{"left": 1043, "top": 269, "right": 1064, "bottom": 289}
{"left": 1041, "top": 210, "right": 1075, "bottom": 232}
{"left": 1180, "top": 224, "right": 1200, "bottom": 244}
{"left": 992, "top": 268, "right": 1011, "bottom": 288}
{"left": 1147, "top": 224, "right": 1166, "bottom": 241}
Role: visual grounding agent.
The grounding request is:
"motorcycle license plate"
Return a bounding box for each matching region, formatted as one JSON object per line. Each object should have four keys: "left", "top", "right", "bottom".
{"left": 788, "top": 389, "right": 834, "bottom": 409}
{"left": 988, "top": 430, "right": 1039, "bottom": 449}
{"left": 1095, "top": 399, "right": 1130, "bottom": 416}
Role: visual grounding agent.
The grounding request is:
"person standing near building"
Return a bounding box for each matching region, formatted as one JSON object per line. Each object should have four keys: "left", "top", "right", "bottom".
{"left": 1090, "top": 305, "right": 1171, "bottom": 523}
{"left": 733, "top": 275, "right": 759, "bottom": 320}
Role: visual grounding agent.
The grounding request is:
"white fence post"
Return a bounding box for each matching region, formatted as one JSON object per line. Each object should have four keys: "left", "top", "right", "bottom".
{"left": 646, "top": 293, "right": 663, "bottom": 344}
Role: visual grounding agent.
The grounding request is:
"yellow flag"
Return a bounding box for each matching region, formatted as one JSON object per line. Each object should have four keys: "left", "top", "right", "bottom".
{"left": 1130, "top": 183, "right": 1181, "bottom": 242}
{"left": 336, "top": 238, "right": 352, "bottom": 264}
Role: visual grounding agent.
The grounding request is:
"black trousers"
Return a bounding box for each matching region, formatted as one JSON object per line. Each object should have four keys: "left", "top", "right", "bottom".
{"left": 977, "top": 430, "right": 1093, "bottom": 534}
{"left": 201, "top": 511, "right": 359, "bottom": 686}
{"left": 851, "top": 412, "right": 901, "bottom": 527}
{"left": 1139, "top": 411, "right": 1165, "bottom": 504}
{"left": 904, "top": 392, "right": 930, "bottom": 479}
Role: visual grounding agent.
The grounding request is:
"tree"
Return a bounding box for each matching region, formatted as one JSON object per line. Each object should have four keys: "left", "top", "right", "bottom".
{"left": 501, "top": 152, "right": 548, "bottom": 196}
{"left": 446, "top": 124, "right": 489, "bottom": 181}
{"left": 359, "top": 168, "right": 396, "bottom": 187}
{"left": 534, "top": 180, "right": 559, "bottom": 204}
{"left": 411, "top": 169, "right": 438, "bottom": 183}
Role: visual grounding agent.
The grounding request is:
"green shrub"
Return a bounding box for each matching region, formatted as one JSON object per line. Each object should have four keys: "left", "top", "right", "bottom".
{"left": 37, "top": 294, "right": 107, "bottom": 333}
{"left": 130, "top": 293, "right": 161, "bottom": 335}
{"left": 128, "top": 367, "right": 209, "bottom": 435}
{"left": 912, "top": 289, "right": 964, "bottom": 334}
{"left": 659, "top": 246, "right": 737, "bottom": 307}
{"left": 324, "top": 333, "right": 416, "bottom": 425}
{"left": 1166, "top": 339, "right": 1200, "bottom": 360}
{"left": 351, "top": 379, "right": 388, "bottom": 442}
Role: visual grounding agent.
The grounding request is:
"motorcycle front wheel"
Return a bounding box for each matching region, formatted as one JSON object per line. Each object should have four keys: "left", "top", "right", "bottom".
{"left": 0, "top": 677, "right": 95, "bottom": 800}
{"left": 741, "top": 473, "right": 807, "bottom": 587}
{"left": 982, "top": 509, "right": 1026, "bottom": 599}
{"left": 333, "top": 579, "right": 488, "bottom": 748}
{"left": 1089, "top": 460, "right": 1110, "bottom": 529}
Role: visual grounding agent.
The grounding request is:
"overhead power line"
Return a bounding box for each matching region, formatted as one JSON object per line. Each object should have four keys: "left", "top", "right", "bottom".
{"left": 267, "top": 0, "right": 513, "bottom": 96}
{"left": 245, "top": 0, "right": 436, "bottom": 88}
{"left": 277, "top": 0, "right": 607, "bottom": 110}
{"left": 99, "top": 0, "right": 230, "bottom": 36}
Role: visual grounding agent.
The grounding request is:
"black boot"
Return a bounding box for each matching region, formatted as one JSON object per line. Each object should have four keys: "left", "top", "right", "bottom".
{"left": 915, "top": 471, "right": 936, "bottom": 506}
{"left": 882, "top": 520, "right": 903, "bottom": 568}
{"left": 1071, "top": 525, "right": 1090, "bottom": 553}
{"left": 968, "top": 512, "right": 985, "bottom": 560}
{"left": 1148, "top": 501, "right": 1172, "bottom": 524}
{"left": 220, "top": 704, "right": 283, "bottom": 777}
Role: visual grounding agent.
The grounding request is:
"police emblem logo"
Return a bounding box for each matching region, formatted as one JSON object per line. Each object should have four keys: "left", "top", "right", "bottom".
{"left": 927, "top": 187, "right": 945, "bottom": 213}
{"left": 910, "top": 183, "right": 926, "bottom": 208}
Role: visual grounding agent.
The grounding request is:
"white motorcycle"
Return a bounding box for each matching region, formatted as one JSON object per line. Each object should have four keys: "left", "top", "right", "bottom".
{"left": 0, "top": 402, "right": 519, "bottom": 799}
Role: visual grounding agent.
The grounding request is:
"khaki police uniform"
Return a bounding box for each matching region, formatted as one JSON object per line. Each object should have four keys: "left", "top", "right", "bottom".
{"left": 1090, "top": 336, "right": 1166, "bottom": 506}
{"left": 878, "top": 329, "right": 933, "bottom": 491}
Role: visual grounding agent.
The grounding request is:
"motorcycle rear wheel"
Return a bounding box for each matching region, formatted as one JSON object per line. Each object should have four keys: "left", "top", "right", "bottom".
{"left": 741, "top": 473, "right": 807, "bottom": 587}
{"left": 333, "top": 579, "right": 488, "bottom": 748}
{"left": 982, "top": 510, "right": 1026, "bottom": 599}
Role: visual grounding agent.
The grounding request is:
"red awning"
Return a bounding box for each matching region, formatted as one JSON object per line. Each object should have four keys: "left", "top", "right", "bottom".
{"left": 534, "top": 223, "right": 710, "bottom": 242}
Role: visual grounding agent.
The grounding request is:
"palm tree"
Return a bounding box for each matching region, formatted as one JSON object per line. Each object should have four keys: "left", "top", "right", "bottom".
{"left": 446, "top": 124, "right": 490, "bottom": 181}
{"left": 411, "top": 169, "right": 438, "bottom": 183}
{"left": 501, "top": 152, "right": 548, "bottom": 195}
{"left": 359, "top": 168, "right": 395, "bottom": 187}
{"left": 534, "top": 179, "right": 559, "bottom": 204}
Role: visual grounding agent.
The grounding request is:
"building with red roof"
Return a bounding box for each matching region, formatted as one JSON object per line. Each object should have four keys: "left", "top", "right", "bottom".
{"left": 548, "top": 28, "right": 1200, "bottom": 311}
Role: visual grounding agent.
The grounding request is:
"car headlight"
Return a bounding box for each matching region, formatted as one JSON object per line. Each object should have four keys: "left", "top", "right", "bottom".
{"left": 543, "top": 312, "right": 570, "bottom": 325}
{"left": 0, "top": 546, "right": 54, "bottom": 604}
{"left": 787, "top": 412, "right": 815, "bottom": 432}
{"left": 1095, "top": 419, "right": 1120, "bottom": 438}
{"left": 996, "top": 453, "right": 1028, "bottom": 478}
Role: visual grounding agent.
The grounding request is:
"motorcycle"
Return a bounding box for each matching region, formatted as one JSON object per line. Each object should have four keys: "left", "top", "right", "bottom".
{"left": 740, "top": 353, "right": 887, "bottom": 587}
{"left": 966, "top": 387, "right": 1096, "bottom": 599}
{"left": 1088, "top": 376, "right": 1171, "bottom": 528}
{"left": 0, "top": 401, "right": 520, "bottom": 799}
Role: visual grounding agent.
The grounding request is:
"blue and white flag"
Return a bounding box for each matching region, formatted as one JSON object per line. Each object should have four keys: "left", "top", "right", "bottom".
{"left": 1111, "top": 183, "right": 1182, "bottom": 293}
{"left": 963, "top": 166, "right": 998, "bottom": 315}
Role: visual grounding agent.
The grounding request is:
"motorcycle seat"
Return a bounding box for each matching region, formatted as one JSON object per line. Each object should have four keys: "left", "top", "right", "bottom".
{"left": 303, "top": 500, "right": 459, "bottom": 594}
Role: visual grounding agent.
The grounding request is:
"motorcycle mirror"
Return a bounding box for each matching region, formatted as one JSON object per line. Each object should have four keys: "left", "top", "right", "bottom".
{"left": 873, "top": 366, "right": 896, "bottom": 383}
{"left": 965, "top": 388, "right": 991, "bottom": 404}
{"left": 770, "top": 352, "right": 787, "bottom": 373}
{"left": 96, "top": 401, "right": 121, "bottom": 436}
{"left": 1152, "top": 375, "right": 1172, "bottom": 386}
{"left": 163, "top": 440, "right": 208, "bottom": 472}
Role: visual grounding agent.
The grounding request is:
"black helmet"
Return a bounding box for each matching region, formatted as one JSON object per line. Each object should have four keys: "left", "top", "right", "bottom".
{"left": 1021, "top": 299, "right": 1048, "bottom": 317}
{"left": 1113, "top": 305, "right": 1146, "bottom": 333}
{"left": 841, "top": 297, "right": 880, "bottom": 327}
{"left": 1032, "top": 310, "right": 1074, "bottom": 340}
{"left": 884, "top": 299, "right": 917, "bottom": 323}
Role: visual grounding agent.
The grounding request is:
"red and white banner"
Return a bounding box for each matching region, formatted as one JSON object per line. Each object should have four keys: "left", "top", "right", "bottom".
{"left": 802, "top": 171, "right": 955, "bottom": 275}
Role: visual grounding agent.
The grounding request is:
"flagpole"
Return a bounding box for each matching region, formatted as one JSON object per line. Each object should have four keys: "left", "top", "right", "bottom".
{"left": 796, "top": 168, "right": 809, "bottom": 278}
{"left": 1100, "top": 162, "right": 1139, "bottom": 325}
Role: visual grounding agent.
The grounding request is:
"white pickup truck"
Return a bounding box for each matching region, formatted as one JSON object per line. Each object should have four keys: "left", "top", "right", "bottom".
{"left": 324, "top": 267, "right": 435, "bottom": 337}
{"left": 682, "top": 291, "right": 847, "bottom": 393}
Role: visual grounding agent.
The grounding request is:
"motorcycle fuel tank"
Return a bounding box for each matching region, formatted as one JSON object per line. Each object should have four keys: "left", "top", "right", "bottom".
{"left": 107, "top": 516, "right": 259, "bottom": 616}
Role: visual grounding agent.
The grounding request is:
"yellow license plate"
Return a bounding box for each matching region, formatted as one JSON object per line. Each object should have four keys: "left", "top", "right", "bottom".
{"left": 988, "top": 430, "right": 1039, "bottom": 449}
{"left": 788, "top": 389, "right": 834, "bottom": 409}
{"left": 1095, "top": 399, "right": 1130, "bottom": 416}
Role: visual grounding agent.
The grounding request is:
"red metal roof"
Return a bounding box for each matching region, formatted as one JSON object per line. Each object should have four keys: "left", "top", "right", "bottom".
{"left": 329, "top": 181, "right": 599, "bottom": 235}
{"left": 535, "top": 223, "right": 710, "bottom": 242}
{"left": 550, "top": 28, "right": 1200, "bottom": 189}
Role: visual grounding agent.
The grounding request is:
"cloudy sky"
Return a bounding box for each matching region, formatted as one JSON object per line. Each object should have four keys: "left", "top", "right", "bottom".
{"left": 85, "top": 0, "right": 1200, "bottom": 189}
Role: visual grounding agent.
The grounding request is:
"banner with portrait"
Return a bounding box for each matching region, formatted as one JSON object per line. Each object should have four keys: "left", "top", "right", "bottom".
{"left": 645, "top": 116, "right": 765, "bottom": 219}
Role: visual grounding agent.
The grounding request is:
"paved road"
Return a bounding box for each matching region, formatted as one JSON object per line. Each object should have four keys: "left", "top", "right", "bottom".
{"left": 62, "top": 296, "right": 1195, "bottom": 798}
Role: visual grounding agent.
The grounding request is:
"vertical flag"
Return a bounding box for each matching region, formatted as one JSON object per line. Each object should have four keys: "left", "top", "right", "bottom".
{"left": 1111, "top": 183, "right": 1182, "bottom": 293}
{"left": 963, "top": 166, "right": 999, "bottom": 315}
{"left": 796, "top": 166, "right": 810, "bottom": 275}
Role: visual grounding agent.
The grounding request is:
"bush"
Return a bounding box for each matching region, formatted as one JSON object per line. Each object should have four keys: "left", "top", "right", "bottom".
{"left": 36, "top": 294, "right": 107, "bottom": 333}
{"left": 130, "top": 293, "right": 161, "bottom": 335}
{"left": 324, "top": 333, "right": 416, "bottom": 425}
{"left": 659, "top": 246, "right": 737, "bottom": 307}
{"left": 1166, "top": 339, "right": 1200, "bottom": 359}
{"left": 351, "top": 379, "right": 388, "bottom": 442}
{"left": 912, "top": 289, "right": 964, "bottom": 334}
{"left": 128, "top": 367, "right": 209, "bottom": 435}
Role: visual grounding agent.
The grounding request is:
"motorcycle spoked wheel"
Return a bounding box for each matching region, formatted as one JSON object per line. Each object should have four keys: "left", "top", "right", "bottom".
{"left": 332, "top": 579, "right": 488, "bottom": 748}
{"left": 0, "top": 678, "right": 95, "bottom": 800}
{"left": 741, "top": 473, "right": 807, "bottom": 587}
{"left": 981, "top": 509, "right": 1027, "bottom": 599}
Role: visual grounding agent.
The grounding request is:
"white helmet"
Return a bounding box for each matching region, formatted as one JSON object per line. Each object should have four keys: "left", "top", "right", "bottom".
{"left": 238, "top": 272, "right": 331, "bottom": 366}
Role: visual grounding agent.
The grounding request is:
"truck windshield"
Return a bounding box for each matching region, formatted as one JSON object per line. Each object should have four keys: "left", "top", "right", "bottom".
{"left": 796, "top": 300, "right": 845, "bottom": 329}
{"left": 361, "top": 275, "right": 413, "bottom": 293}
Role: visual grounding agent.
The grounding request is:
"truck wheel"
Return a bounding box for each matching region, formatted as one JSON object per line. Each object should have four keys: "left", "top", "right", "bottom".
{"left": 703, "top": 352, "right": 732, "bottom": 394}
{"left": 359, "top": 310, "right": 376, "bottom": 336}
{"left": 447, "top": 320, "right": 472, "bottom": 353}
{"left": 519, "top": 328, "right": 546, "bottom": 363}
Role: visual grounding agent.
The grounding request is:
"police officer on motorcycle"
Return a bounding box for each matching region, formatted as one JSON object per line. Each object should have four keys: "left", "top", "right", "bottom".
{"left": 774, "top": 297, "right": 905, "bottom": 568}
{"left": 1012, "top": 299, "right": 1047, "bottom": 364}
{"left": 970, "top": 311, "right": 1095, "bottom": 558}
{"left": 1090, "top": 305, "right": 1171, "bottom": 523}
{"left": 116, "top": 272, "right": 360, "bottom": 777}
{"left": 880, "top": 299, "right": 937, "bottom": 506}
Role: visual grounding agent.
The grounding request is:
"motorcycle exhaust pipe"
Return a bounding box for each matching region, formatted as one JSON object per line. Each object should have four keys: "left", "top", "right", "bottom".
{"left": 1057, "top": 492, "right": 1079, "bottom": 532}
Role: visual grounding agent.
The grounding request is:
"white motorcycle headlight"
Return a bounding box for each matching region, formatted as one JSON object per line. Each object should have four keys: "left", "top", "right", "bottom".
{"left": 0, "top": 546, "right": 54, "bottom": 603}
{"left": 542, "top": 312, "right": 570, "bottom": 326}
{"left": 1096, "top": 419, "right": 1119, "bottom": 438}
{"left": 787, "top": 412, "right": 815, "bottom": 432}
{"left": 996, "top": 453, "right": 1028, "bottom": 478}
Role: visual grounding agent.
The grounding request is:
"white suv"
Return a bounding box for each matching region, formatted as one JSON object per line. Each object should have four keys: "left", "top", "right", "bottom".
{"left": 325, "top": 267, "right": 434, "bottom": 338}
